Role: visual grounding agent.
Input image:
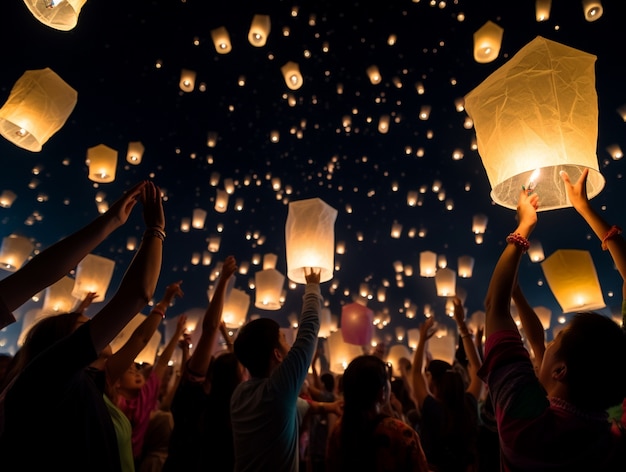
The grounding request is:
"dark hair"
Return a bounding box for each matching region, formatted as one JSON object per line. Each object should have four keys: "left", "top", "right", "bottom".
{"left": 320, "top": 372, "right": 335, "bottom": 392}
{"left": 233, "top": 317, "right": 281, "bottom": 378}
{"left": 556, "top": 312, "right": 626, "bottom": 411}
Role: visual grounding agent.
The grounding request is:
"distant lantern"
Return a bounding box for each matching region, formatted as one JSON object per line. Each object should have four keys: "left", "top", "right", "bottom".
{"left": 0, "top": 68, "right": 77, "bottom": 152}
{"left": 71, "top": 254, "right": 115, "bottom": 302}
{"left": 407, "top": 328, "right": 420, "bottom": 350}
{"left": 254, "top": 268, "right": 285, "bottom": 310}
{"left": 606, "top": 144, "right": 623, "bottom": 160}
{"left": 126, "top": 236, "right": 137, "bottom": 251}
{"left": 248, "top": 14, "right": 271, "bottom": 47}
{"left": 0, "top": 234, "right": 33, "bottom": 272}
{"left": 43, "top": 276, "right": 77, "bottom": 315}
{"left": 473, "top": 20, "right": 504, "bottom": 63}
{"left": 435, "top": 268, "right": 456, "bottom": 297}
{"left": 0, "top": 190, "right": 17, "bottom": 208}
{"left": 419, "top": 105, "right": 431, "bottom": 120}
{"left": 285, "top": 197, "right": 337, "bottom": 284}
{"left": 420, "top": 250, "right": 437, "bottom": 277}
{"left": 110, "top": 313, "right": 161, "bottom": 365}
{"left": 22, "top": 0, "right": 87, "bottom": 31}
{"left": 536, "top": 0, "right": 552, "bottom": 21}
{"left": 270, "top": 130, "right": 280, "bottom": 143}
{"left": 386, "top": 344, "right": 411, "bottom": 377}
{"left": 464, "top": 36, "right": 604, "bottom": 211}
{"left": 366, "top": 65, "right": 382, "bottom": 85}
{"left": 582, "top": 0, "right": 603, "bottom": 21}
{"left": 437, "top": 254, "right": 447, "bottom": 269}
{"left": 458, "top": 255, "right": 475, "bottom": 278}
{"left": 472, "top": 213, "right": 488, "bottom": 234}
{"left": 223, "top": 178, "right": 235, "bottom": 194}
{"left": 327, "top": 329, "right": 362, "bottom": 372}
{"left": 390, "top": 222, "right": 402, "bottom": 239}
{"left": 207, "top": 131, "right": 218, "bottom": 148}
{"left": 179, "top": 69, "right": 196, "bottom": 92}
{"left": 428, "top": 333, "right": 456, "bottom": 365}
{"left": 281, "top": 62, "right": 303, "bottom": 90}
{"left": 87, "top": 144, "right": 117, "bottom": 183}
{"left": 533, "top": 306, "right": 552, "bottom": 330}
{"left": 192, "top": 208, "right": 207, "bottom": 229}
{"left": 541, "top": 249, "right": 605, "bottom": 313}
{"left": 208, "top": 235, "right": 221, "bottom": 253}
{"left": 223, "top": 288, "right": 250, "bottom": 328}
{"left": 126, "top": 141, "right": 144, "bottom": 165}
{"left": 318, "top": 307, "right": 332, "bottom": 338}
{"left": 214, "top": 189, "right": 229, "bottom": 213}
{"left": 528, "top": 240, "right": 545, "bottom": 262}
{"left": 341, "top": 302, "right": 373, "bottom": 346}
{"left": 180, "top": 217, "right": 190, "bottom": 233}
{"left": 263, "top": 253, "right": 278, "bottom": 270}
{"left": 211, "top": 26, "right": 232, "bottom": 54}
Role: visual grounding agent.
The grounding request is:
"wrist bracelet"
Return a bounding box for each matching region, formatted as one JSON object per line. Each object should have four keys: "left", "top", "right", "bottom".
{"left": 151, "top": 308, "right": 166, "bottom": 319}
{"left": 601, "top": 225, "right": 622, "bottom": 251}
{"left": 506, "top": 232, "right": 530, "bottom": 252}
{"left": 144, "top": 228, "right": 166, "bottom": 242}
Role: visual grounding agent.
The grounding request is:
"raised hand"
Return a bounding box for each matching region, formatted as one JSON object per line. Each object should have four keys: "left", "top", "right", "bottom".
{"left": 516, "top": 189, "right": 539, "bottom": 233}
{"left": 163, "top": 281, "right": 184, "bottom": 305}
{"left": 560, "top": 168, "right": 590, "bottom": 213}
{"left": 106, "top": 181, "right": 147, "bottom": 227}
{"left": 140, "top": 181, "right": 165, "bottom": 231}
{"left": 304, "top": 267, "right": 321, "bottom": 284}
{"left": 220, "top": 255, "right": 238, "bottom": 282}
{"left": 420, "top": 317, "right": 436, "bottom": 341}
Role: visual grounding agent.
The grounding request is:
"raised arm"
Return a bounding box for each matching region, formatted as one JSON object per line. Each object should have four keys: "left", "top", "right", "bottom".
{"left": 452, "top": 297, "right": 484, "bottom": 400}
{"left": 154, "top": 313, "right": 188, "bottom": 382}
{"left": 88, "top": 181, "right": 165, "bottom": 353}
{"left": 0, "top": 181, "right": 147, "bottom": 329}
{"left": 411, "top": 317, "right": 435, "bottom": 410}
{"left": 484, "top": 190, "right": 539, "bottom": 338}
{"left": 511, "top": 283, "right": 546, "bottom": 368}
{"left": 186, "top": 255, "right": 238, "bottom": 377}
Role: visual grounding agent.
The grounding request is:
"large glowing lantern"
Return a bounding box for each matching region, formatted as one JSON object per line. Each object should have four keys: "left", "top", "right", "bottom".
{"left": 109, "top": 313, "right": 162, "bottom": 365}
{"left": 281, "top": 62, "right": 303, "bottom": 90}
{"left": 285, "top": 197, "right": 337, "bottom": 284}
{"left": 223, "top": 288, "right": 250, "bottom": 329}
{"left": 0, "top": 68, "right": 77, "bottom": 152}
{"left": 464, "top": 36, "right": 604, "bottom": 211}
{"left": 419, "top": 251, "right": 437, "bottom": 277}
{"left": 473, "top": 21, "right": 504, "bottom": 63}
{"left": 87, "top": 144, "right": 117, "bottom": 183}
{"left": 535, "top": 0, "right": 552, "bottom": 22}
{"left": 254, "top": 268, "right": 285, "bottom": 310}
{"left": 341, "top": 302, "right": 373, "bottom": 346}
{"left": 541, "top": 249, "right": 605, "bottom": 313}
{"left": 386, "top": 344, "right": 411, "bottom": 377}
{"left": 43, "top": 276, "right": 77, "bottom": 315}
{"left": 248, "top": 14, "right": 271, "bottom": 47}
{"left": 71, "top": 254, "right": 115, "bottom": 302}
{"left": 435, "top": 268, "right": 456, "bottom": 297}
{"left": 22, "top": 0, "right": 87, "bottom": 31}
{"left": 428, "top": 333, "right": 456, "bottom": 365}
{"left": 0, "top": 234, "right": 33, "bottom": 272}
{"left": 327, "top": 329, "right": 363, "bottom": 373}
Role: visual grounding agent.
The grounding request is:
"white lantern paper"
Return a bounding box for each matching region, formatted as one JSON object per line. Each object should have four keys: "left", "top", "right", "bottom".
{"left": 0, "top": 190, "right": 17, "bottom": 208}
{"left": 541, "top": 249, "right": 605, "bottom": 313}
{"left": 0, "top": 234, "right": 34, "bottom": 272}
{"left": 109, "top": 313, "right": 162, "bottom": 365}
{"left": 248, "top": 14, "right": 271, "bottom": 47}
{"left": 327, "top": 329, "right": 363, "bottom": 373}
{"left": 43, "top": 276, "right": 77, "bottom": 315}
{"left": 285, "top": 197, "right": 337, "bottom": 284}
{"left": 71, "top": 254, "right": 115, "bottom": 302}
{"left": 0, "top": 68, "right": 77, "bottom": 152}
{"left": 22, "top": 0, "right": 87, "bottom": 31}
{"left": 179, "top": 69, "right": 196, "bottom": 92}
{"left": 386, "top": 344, "right": 411, "bottom": 377}
{"left": 281, "top": 62, "right": 303, "bottom": 90}
{"left": 211, "top": 26, "right": 232, "bottom": 54}
{"left": 223, "top": 288, "right": 250, "bottom": 329}
{"left": 254, "top": 268, "right": 285, "bottom": 310}
{"left": 263, "top": 253, "right": 278, "bottom": 270}
{"left": 457, "top": 256, "right": 475, "bottom": 278}
{"left": 536, "top": 0, "right": 552, "bottom": 21}
{"left": 214, "top": 189, "right": 229, "bottom": 213}
{"left": 318, "top": 307, "right": 332, "bottom": 338}
{"left": 407, "top": 328, "right": 420, "bottom": 350}
{"left": 126, "top": 141, "right": 144, "bottom": 165}
{"left": 582, "top": 0, "right": 603, "bottom": 22}
{"left": 87, "top": 144, "right": 117, "bottom": 183}
{"left": 420, "top": 251, "right": 437, "bottom": 277}
{"left": 435, "top": 268, "right": 456, "bottom": 297}
{"left": 427, "top": 333, "right": 457, "bottom": 365}
{"left": 472, "top": 214, "right": 488, "bottom": 234}
{"left": 192, "top": 208, "right": 207, "bottom": 229}
{"left": 533, "top": 306, "right": 552, "bottom": 330}
{"left": 473, "top": 20, "right": 504, "bottom": 63}
{"left": 366, "top": 65, "right": 382, "bottom": 85}
{"left": 528, "top": 240, "right": 545, "bottom": 262}
{"left": 464, "top": 36, "right": 604, "bottom": 211}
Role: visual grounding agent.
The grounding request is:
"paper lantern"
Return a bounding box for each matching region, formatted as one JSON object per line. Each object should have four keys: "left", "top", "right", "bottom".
{"left": 464, "top": 36, "right": 604, "bottom": 211}
{"left": 467, "top": 310, "right": 485, "bottom": 333}
{"left": 582, "top": 0, "right": 603, "bottom": 21}
{"left": 473, "top": 20, "right": 504, "bottom": 63}
{"left": 378, "top": 115, "right": 390, "bottom": 134}
{"left": 0, "top": 68, "right": 77, "bottom": 152}
{"left": 248, "top": 14, "right": 271, "bottom": 47}
{"left": 263, "top": 253, "right": 278, "bottom": 270}
{"left": 208, "top": 236, "right": 221, "bottom": 253}
{"left": 285, "top": 197, "right": 337, "bottom": 284}
{"left": 254, "top": 268, "right": 285, "bottom": 310}
{"left": 318, "top": 307, "right": 332, "bottom": 338}
{"left": 87, "top": 144, "right": 117, "bottom": 183}
{"left": 223, "top": 288, "right": 250, "bottom": 328}
{"left": 0, "top": 190, "right": 17, "bottom": 208}
{"left": 281, "top": 62, "right": 303, "bottom": 90}
{"left": 435, "top": 268, "right": 456, "bottom": 297}
{"left": 541, "top": 249, "right": 606, "bottom": 313}
{"left": 458, "top": 256, "right": 475, "bottom": 278}
{"left": 214, "top": 189, "right": 229, "bottom": 213}
{"left": 211, "top": 26, "right": 232, "bottom": 54}
{"left": 428, "top": 333, "right": 456, "bottom": 365}
{"left": 535, "top": 0, "right": 552, "bottom": 21}
{"left": 71, "top": 254, "right": 115, "bottom": 302}
{"left": 420, "top": 251, "right": 437, "bottom": 277}
{"left": 192, "top": 208, "right": 207, "bottom": 229}
{"left": 43, "top": 276, "right": 77, "bottom": 315}
{"left": 386, "top": 344, "right": 411, "bottom": 377}
{"left": 533, "top": 306, "right": 552, "bottom": 330}
{"left": 22, "top": 0, "right": 87, "bottom": 31}
{"left": 366, "top": 65, "right": 382, "bottom": 85}
{"left": 0, "top": 234, "right": 34, "bottom": 272}
{"left": 109, "top": 313, "right": 162, "bottom": 365}
{"left": 179, "top": 69, "right": 196, "bottom": 92}
{"left": 126, "top": 141, "right": 144, "bottom": 165}
{"left": 341, "top": 302, "right": 373, "bottom": 346}
{"left": 472, "top": 214, "right": 488, "bottom": 234}
{"left": 327, "top": 329, "right": 363, "bottom": 372}
{"left": 528, "top": 240, "right": 545, "bottom": 262}
{"left": 437, "top": 254, "right": 447, "bottom": 269}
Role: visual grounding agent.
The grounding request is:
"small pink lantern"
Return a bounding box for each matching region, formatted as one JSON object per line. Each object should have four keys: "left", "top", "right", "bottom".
{"left": 341, "top": 302, "right": 373, "bottom": 346}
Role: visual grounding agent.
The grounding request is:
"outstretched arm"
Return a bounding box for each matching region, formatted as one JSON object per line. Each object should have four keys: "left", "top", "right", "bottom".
{"left": 411, "top": 317, "right": 435, "bottom": 410}
{"left": 452, "top": 297, "right": 484, "bottom": 400}
{"left": 154, "top": 313, "right": 188, "bottom": 382}
{"left": 0, "top": 181, "right": 147, "bottom": 329}
{"left": 511, "top": 283, "right": 546, "bottom": 368}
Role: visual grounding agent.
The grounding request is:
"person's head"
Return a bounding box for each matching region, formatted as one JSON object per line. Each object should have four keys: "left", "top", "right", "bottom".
{"left": 539, "top": 312, "right": 626, "bottom": 411}
{"left": 320, "top": 372, "right": 335, "bottom": 392}
{"left": 207, "top": 350, "right": 245, "bottom": 400}
{"left": 426, "top": 359, "right": 466, "bottom": 407}
{"left": 342, "top": 355, "right": 391, "bottom": 413}
{"left": 233, "top": 318, "right": 288, "bottom": 378}
{"left": 116, "top": 362, "right": 147, "bottom": 394}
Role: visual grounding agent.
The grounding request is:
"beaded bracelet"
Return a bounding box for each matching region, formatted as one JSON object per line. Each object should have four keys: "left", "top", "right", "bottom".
{"left": 506, "top": 232, "right": 530, "bottom": 252}
{"left": 144, "top": 228, "right": 166, "bottom": 242}
{"left": 601, "top": 225, "right": 622, "bottom": 251}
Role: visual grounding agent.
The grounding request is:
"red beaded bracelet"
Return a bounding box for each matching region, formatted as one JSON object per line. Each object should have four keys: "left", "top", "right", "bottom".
{"left": 601, "top": 225, "right": 622, "bottom": 251}
{"left": 506, "top": 232, "right": 530, "bottom": 252}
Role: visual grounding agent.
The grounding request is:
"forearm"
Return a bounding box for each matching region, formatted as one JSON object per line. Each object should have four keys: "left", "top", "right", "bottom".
{"left": 156, "top": 325, "right": 183, "bottom": 379}
{"left": 511, "top": 286, "right": 545, "bottom": 361}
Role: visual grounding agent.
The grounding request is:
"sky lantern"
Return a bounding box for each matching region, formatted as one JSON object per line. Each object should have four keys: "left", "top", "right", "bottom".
{"left": 435, "top": 267, "right": 456, "bottom": 297}
{"left": 427, "top": 332, "right": 456, "bottom": 365}
{"left": 541, "top": 249, "right": 605, "bottom": 313}
{"left": 533, "top": 306, "right": 552, "bottom": 330}
{"left": 535, "top": 0, "right": 551, "bottom": 21}
{"left": 366, "top": 65, "right": 382, "bottom": 84}
{"left": 528, "top": 240, "right": 545, "bottom": 262}
{"left": 457, "top": 255, "right": 475, "bottom": 278}
{"left": 214, "top": 189, "right": 228, "bottom": 213}
{"left": 472, "top": 214, "right": 488, "bottom": 234}
{"left": 71, "top": 253, "right": 115, "bottom": 302}
{"left": 192, "top": 208, "right": 207, "bottom": 229}
{"left": 43, "top": 276, "right": 77, "bottom": 315}
{"left": 582, "top": 0, "right": 603, "bottom": 21}
{"left": 223, "top": 288, "right": 250, "bottom": 328}
{"left": 281, "top": 62, "right": 303, "bottom": 90}
{"left": 0, "top": 234, "right": 33, "bottom": 272}
{"left": 420, "top": 251, "right": 437, "bottom": 277}
{"left": 254, "top": 268, "right": 285, "bottom": 310}
{"left": 473, "top": 20, "right": 504, "bottom": 63}
{"left": 465, "top": 36, "right": 604, "bottom": 211}
{"left": 318, "top": 307, "right": 332, "bottom": 338}
{"left": 327, "top": 329, "right": 362, "bottom": 372}
{"left": 87, "top": 144, "right": 117, "bottom": 183}
{"left": 285, "top": 197, "right": 337, "bottom": 284}
{"left": 211, "top": 26, "right": 232, "bottom": 54}
{"left": 341, "top": 302, "right": 373, "bottom": 346}
{"left": 0, "top": 190, "right": 17, "bottom": 208}
{"left": 126, "top": 141, "right": 144, "bottom": 165}
{"left": 22, "top": 0, "right": 87, "bottom": 31}
{"left": 0, "top": 68, "right": 77, "bottom": 152}
{"left": 179, "top": 68, "right": 196, "bottom": 92}
{"left": 386, "top": 344, "right": 411, "bottom": 377}
{"left": 248, "top": 14, "right": 271, "bottom": 46}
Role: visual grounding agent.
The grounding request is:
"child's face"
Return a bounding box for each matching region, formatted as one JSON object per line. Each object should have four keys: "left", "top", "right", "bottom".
{"left": 119, "top": 363, "right": 146, "bottom": 391}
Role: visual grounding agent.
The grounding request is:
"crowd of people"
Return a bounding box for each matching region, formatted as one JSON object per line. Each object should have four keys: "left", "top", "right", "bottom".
{"left": 0, "top": 172, "right": 625, "bottom": 471}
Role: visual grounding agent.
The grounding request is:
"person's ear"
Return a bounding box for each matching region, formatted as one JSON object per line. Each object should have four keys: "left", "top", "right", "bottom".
{"left": 552, "top": 363, "right": 567, "bottom": 381}
{"left": 273, "top": 347, "right": 285, "bottom": 363}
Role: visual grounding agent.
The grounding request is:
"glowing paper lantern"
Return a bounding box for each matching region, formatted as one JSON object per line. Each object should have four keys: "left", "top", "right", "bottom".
{"left": 420, "top": 251, "right": 437, "bottom": 277}
{"left": 528, "top": 240, "right": 545, "bottom": 262}
{"left": 435, "top": 268, "right": 456, "bottom": 297}
{"left": 0, "top": 68, "right": 77, "bottom": 152}
{"left": 378, "top": 115, "right": 390, "bottom": 134}
{"left": 327, "top": 329, "right": 363, "bottom": 372}
{"left": 71, "top": 254, "right": 115, "bottom": 302}
{"left": 464, "top": 36, "right": 604, "bottom": 211}
{"left": 109, "top": 313, "right": 162, "bottom": 365}
{"left": 263, "top": 253, "right": 278, "bottom": 270}
{"left": 192, "top": 208, "right": 207, "bottom": 229}
{"left": 126, "top": 141, "right": 144, "bottom": 165}
{"left": 472, "top": 214, "right": 488, "bottom": 234}
{"left": 533, "top": 306, "right": 552, "bottom": 330}
{"left": 428, "top": 333, "right": 456, "bottom": 365}
{"left": 43, "top": 276, "right": 77, "bottom": 315}
{"left": 179, "top": 69, "right": 196, "bottom": 92}
{"left": 214, "top": 189, "right": 229, "bottom": 213}
{"left": 285, "top": 197, "right": 337, "bottom": 284}
{"left": 541, "top": 249, "right": 605, "bottom": 313}
{"left": 0, "top": 235, "right": 33, "bottom": 272}
{"left": 0, "top": 190, "right": 17, "bottom": 208}
{"left": 536, "top": 0, "right": 552, "bottom": 21}
{"left": 223, "top": 288, "right": 250, "bottom": 329}
{"left": 341, "top": 302, "right": 373, "bottom": 346}
{"left": 254, "top": 268, "right": 285, "bottom": 310}
{"left": 248, "top": 14, "right": 271, "bottom": 47}
{"left": 22, "top": 0, "right": 87, "bottom": 31}
{"left": 386, "top": 344, "right": 411, "bottom": 377}
{"left": 281, "top": 62, "right": 303, "bottom": 90}
{"left": 473, "top": 21, "right": 503, "bottom": 64}
{"left": 467, "top": 310, "right": 485, "bottom": 333}
{"left": 457, "top": 256, "right": 475, "bottom": 278}
{"left": 582, "top": 0, "right": 603, "bottom": 21}
{"left": 87, "top": 144, "right": 117, "bottom": 183}
{"left": 211, "top": 26, "right": 232, "bottom": 54}
{"left": 366, "top": 65, "right": 382, "bottom": 85}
